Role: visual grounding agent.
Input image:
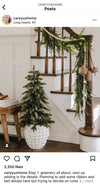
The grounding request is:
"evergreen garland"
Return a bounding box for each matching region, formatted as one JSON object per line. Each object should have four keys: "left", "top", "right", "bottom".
{"left": 19, "top": 66, "right": 54, "bottom": 131}
{"left": 41, "top": 27, "right": 92, "bottom": 118}
{"left": 74, "top": 44, "right": 84, "bottom": 117}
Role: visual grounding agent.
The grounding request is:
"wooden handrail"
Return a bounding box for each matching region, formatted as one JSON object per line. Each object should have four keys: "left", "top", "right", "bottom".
{"left": 63, "top": 27, "right": 79, "bottom": 38}
{"left": 63, "top": 27, "right": 93, "bottom": 41}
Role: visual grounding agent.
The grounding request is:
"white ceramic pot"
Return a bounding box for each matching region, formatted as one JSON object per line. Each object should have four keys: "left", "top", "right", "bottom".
{"left": 24, "top": 125, "right": 49, "bottom": 149}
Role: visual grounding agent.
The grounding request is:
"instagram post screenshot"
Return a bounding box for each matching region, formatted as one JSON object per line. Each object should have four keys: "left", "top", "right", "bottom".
{"left": 0, "top": 0, "right": 100, "bottom": 183}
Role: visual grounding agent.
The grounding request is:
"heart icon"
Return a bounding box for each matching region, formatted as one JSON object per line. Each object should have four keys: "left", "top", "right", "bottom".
{"left": 3, "top": 156, "right": 10, "bottom": 161}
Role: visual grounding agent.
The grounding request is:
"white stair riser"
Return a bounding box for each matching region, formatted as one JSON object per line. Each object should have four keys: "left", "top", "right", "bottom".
{"left": 64, "top": 73, "right": 76, "bottom": 88}
{"left": 42, "top": 76, "right": 61, "bottom": 91}
{"left": 31, "top": 59, "right": 45, "bottom": 73}
{"left": 42, "top": 74, "right": 76, "bottom": 92}
{"left": 49, "top": 93, "right": 73, "bottom": 109}
{"left": 31, "top": 40, "right": 46, "bottom": 57}
{"left": 31, "top": 59, "right": 68, "bottom": 73}
{"left": 31, "top": 59, "right": 76, "bottom": 80}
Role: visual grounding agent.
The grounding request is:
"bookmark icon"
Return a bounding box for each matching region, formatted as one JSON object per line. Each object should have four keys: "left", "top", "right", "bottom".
{"left": 90, "top": 156, "right": 96, "bottom": 161}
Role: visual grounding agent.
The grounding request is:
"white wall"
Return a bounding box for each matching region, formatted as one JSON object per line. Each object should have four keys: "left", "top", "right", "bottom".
{"left": 0, "top": 28, "right": 32, "bottom": 100}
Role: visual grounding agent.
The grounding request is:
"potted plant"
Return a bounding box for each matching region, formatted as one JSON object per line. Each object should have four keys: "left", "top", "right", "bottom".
{"left": 19, "top": 66, "right": 54, "bottom": 150}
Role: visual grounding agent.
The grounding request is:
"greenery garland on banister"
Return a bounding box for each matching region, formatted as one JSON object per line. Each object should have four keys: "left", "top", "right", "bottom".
{"left": 40, "top": 27, "right": 92, "bottom": 118}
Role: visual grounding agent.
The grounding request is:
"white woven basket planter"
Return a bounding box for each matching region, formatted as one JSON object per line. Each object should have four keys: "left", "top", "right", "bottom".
{"left": 24, "top": 125, "right": 49, "bottom": 149}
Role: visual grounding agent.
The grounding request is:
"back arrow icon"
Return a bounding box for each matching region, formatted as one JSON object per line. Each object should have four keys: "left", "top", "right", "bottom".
{"left": 2, "top": 5, "right": 6, "bottom": 10}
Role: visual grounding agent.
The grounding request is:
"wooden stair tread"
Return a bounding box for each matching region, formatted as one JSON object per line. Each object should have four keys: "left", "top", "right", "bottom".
{"left": 40, "top": 69, "right": 75, "bottom": 76}
{"left": 78, "top": 116, "right": 100, "bottom": 137}
{"left": 66, "top": 109, "right": 84, "bottom": 113}
{"left": 35, "top": 28, "right": 43, "bottom": 32}
{"left": 41, "top": 73, "right": 63, "bottom": 76}
{"left": 31, "top": 56, "right": 67, "bottom": 59}
{"left": 35, "top": 41, "right": 44, "bottom": 44}
{"left": 51, "top": 86, "right": 74, "bottom": 95}
{"left": 51, "top": 91, "right": 73, "bottom": 95}
{"left": 67, "top": 109, "right": 76, "bottom": 112}
{"left": 78, "top": 127, "right": 100, "bottom": 137}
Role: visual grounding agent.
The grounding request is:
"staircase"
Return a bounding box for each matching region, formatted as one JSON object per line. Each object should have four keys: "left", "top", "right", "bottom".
{"left": 31, "top": 27, "right": 100, "bottom": 150}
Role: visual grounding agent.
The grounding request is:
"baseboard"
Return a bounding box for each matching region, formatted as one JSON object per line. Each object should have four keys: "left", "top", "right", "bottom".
{"left": 48, "top": 134, "right": 80, "bottom": 145}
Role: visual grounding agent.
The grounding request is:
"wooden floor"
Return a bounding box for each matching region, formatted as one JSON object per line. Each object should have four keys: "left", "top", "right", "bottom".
{"left": 0, "top": 135, "right": 82, "bottom": 152}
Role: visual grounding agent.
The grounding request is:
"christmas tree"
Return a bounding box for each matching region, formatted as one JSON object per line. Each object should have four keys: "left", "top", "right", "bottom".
{"left": 20, "top": 66, "right": 54, "bottom": 131}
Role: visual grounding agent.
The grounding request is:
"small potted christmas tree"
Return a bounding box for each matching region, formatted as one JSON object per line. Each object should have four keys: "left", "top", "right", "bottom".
{"left": 20, "top": 66, "right": 54, "bottom": 149}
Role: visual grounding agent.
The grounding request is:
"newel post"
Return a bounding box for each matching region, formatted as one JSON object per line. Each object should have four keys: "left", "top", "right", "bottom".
{"left": 84, "top": 35, "right": 93, "bottom": 130}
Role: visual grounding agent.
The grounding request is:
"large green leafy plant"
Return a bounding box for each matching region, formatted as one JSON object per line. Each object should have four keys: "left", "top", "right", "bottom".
{"left": 20, "top": 66, "right": 54, "bottom": 130}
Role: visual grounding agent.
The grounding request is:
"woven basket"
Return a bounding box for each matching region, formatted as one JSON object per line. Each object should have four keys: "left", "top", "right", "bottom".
{"left": 24, "top": 125, "right": 49, "bottom": 149}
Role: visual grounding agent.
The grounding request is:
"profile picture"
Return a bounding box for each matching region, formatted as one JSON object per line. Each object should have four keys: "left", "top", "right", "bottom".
{"left": 2, "top": 15, "right": 12, "bottom": 25}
